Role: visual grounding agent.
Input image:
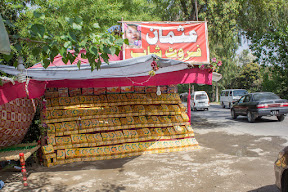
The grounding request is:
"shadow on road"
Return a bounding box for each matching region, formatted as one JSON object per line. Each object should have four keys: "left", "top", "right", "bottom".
{"left": 248, "top": 184, "right": 279, "bottom": 192}
{"left": 233, "top": 117, "right": 280, "bottom": 123}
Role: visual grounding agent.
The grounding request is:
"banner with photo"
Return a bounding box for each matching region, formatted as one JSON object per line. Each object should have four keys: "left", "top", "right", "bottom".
{"left": 122, "top": 21, "right": 209, "bottom": 64}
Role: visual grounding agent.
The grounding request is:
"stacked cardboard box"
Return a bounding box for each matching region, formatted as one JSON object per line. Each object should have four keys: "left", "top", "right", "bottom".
{"left": 41, "top": 86, "right": 199, "bottom": 167}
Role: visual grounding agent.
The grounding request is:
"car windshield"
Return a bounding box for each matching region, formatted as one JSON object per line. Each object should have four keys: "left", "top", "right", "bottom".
{"left": 233, "top": 90, "right": 247, "bottom": 96}
{"left": 253, "top": 93, "right": 280, "bottom": 101}
{"left": 196, "top": 94, "right": 207, "bottom": 100}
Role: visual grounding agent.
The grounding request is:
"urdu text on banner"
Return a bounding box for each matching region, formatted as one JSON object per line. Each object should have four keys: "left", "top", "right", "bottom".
{"left": 122, "top": 22, "right": 210, "bottom": 64}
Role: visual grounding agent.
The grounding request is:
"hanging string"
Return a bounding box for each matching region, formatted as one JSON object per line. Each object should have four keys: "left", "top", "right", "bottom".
{"left": 125, "top": 75, "right": 153, "bottom": 85}
{"left": 120, "top": 59, "right": 155, "bottom": 85}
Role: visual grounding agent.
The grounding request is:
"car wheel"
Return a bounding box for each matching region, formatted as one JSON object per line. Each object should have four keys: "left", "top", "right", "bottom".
{"left": 277, "top": 115, "right": 285, "bottom": 122}
{"left": 231, "top": 109, "right": 237, "bottom": 119}
{"left": 247, "top": 111, "right": 255, "bottom": 123}
{"left": 206, "top": 108, "right": 209, "bottom": 111}
{"left": 282, "top": 170, "right": 288, "bottom": 192}
{"left": 221, "top": 102, "right": 225, "bottom": 108}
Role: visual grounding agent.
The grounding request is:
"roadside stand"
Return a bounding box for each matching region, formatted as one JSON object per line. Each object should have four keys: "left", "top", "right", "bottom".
{"left": 0, "top": 21, "right": 213, "bottom": 171}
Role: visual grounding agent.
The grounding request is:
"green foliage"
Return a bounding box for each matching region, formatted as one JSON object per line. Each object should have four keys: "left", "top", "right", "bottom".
{"left": 228, "top": 62, "right": 262, "bottom": 93}
{"left": 177, "top": 84, "right": 213, "bottom": 100}
{"left": 238, "top": 0, "right": 288, "bottom": 98}
{"left": 261, "top": 65, "right": 288, "bottom": 99}
{"left": 1, "top": 0, "right": 161, "bottom": 70}
{"left": 22, "top": 111, "right": 41, "bottom": 143}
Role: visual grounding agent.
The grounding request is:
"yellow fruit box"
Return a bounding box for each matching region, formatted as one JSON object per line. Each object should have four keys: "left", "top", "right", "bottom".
{"left": 65, "top": 148, "right": 76, "bottom": 158}
{"left": 181, "top": 113, "right": 190, "bottom": 122}
{"left": 47, "top": 124, "right": 56, "bottom": 133}
{"left": 57, "top": 150, "right": 65, "bottom": 160}
{"left": 42, "top": 145, "right": 54, "bottom": 155}
{"left": 122, "top": 130, "right": 131, "bottom": 138}
{"left": 47, "top": 135, "right": 56, "bottom": 146}
{"left": 79, "top": 134, "right": 87, "bottom": 143}
{"left": 185, "top": 125, "right": 194, "bottom": 133}
{"left": 58, "top": 97, "right": 71, "bottom": 106}
{"left": 63, "top": 121, "right": 78, "bottom": 131}
{"left": 42, "top": 152, "right": 56, "bottom": 160}
{"left": 51, "top": 98, "right": 59, "bottom": 107}
{"left": 55, "top": 123, "right": 64, "bottom": 132}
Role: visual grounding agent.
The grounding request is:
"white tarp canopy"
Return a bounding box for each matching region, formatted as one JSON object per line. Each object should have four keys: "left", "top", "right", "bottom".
{"left": 0, "top": 55, "right": 190, "bottom": 81}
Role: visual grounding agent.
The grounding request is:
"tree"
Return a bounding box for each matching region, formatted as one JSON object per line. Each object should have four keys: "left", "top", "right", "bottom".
{"left": 229, "top": 62, "right": 262, "bottom": 93}
{"left": 0, "top": 0, "right": 126, "bottom": 70}
{"left": 0, "top": 0, "right": 161, "bottom": 71}
{"left": 261, "top": 65, "right": 288, "bottom": 99}
{"left": 238, "top": 0, "right": 288, "bottom": 98}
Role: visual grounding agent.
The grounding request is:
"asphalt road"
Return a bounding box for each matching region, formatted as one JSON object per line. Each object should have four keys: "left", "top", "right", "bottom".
{"left": 1, "top": 103, "right": 287, "bottom": 192}
{"left": 191, "top": 103, "right": 288, "bottom": 142}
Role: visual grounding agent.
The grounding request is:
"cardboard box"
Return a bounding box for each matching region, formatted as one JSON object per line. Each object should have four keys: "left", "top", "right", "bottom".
{"left": 145, "top": 86, "right": 157, "bottom": 93}
{"left": 121, "top": 86, "right": 134, "bottom": 93}
{"left": 94, "top": 87, "right": 106, "bottom": 95}
{"left": 58, "top": 88, "right": 69, "bottom": 97}
{"left": 47, "top": 124, "right": 56, "bottom": 133}
{"left": 107, "top": 87, "right": 120, "bottom": 94}
{"left": 167, "top": 84, "right": 178, "bottom": 93}
{"left": 134, "top": 86, "right": 146, "bottom": 93}
{"left": 58, "top": 97, "right": 71, "bottom": 106}
{"left": 47, "top": 135, "right": 56, "bottom": 146}
{"left": 82, "top": 87, "right": 94, "bottom": 95}
{"left": 42, "top": 145, "right": 54, "bottom": 155}
{"left": 57, "top": 150, "right": 65, "bottom": 160}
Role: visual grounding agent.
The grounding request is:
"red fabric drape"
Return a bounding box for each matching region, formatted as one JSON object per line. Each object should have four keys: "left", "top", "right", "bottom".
{"left": 46, "top": 68, "right": 212, "bottom": 88}
{"left": 187, "top": 85, "right": 191, "bottom": 123}
{"left": 0, "top": 80, "right": 47, "bottom": 105}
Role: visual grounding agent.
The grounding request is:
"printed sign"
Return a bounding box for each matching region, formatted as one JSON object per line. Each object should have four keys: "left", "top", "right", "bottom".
{"left": 122, "top": 22, "right": 209, "bottom": 63}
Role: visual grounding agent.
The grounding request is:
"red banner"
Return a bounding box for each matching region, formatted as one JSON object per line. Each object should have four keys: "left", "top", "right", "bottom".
{"left": 123, "top": 22, "right": 209, "bottom": 63}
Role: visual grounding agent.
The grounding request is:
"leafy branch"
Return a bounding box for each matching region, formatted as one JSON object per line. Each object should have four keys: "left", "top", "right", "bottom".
{"left": 2, "top": 11, "right": 126, "bottom": 71}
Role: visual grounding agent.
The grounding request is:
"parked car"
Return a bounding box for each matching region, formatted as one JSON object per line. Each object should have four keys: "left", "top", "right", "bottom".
{"left": 275, "top": 146, "right": 288, "bottom": 192}
{"left": 220, "top": 89, "right": 248, "bottom": 109}
{"left": 190, "top": 91, "right": 209, "bottom": 111}
{"left": 231, "top": 92, "right": 288, "bottom": 122}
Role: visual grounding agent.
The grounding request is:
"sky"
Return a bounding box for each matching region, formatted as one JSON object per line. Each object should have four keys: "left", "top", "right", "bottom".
{"left": 236, "top": 35, "right": 250, "bottom": 55}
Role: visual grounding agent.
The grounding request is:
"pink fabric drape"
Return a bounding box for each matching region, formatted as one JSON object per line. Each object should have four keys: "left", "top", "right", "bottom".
{"left": 187, "top": 85, "right": 191, "bottom": 123}
{"left": 46, "top": 68, "right": 212, "bottom": 88}
{"left": 0, "top": 80, "right": 47, "bottom": 105}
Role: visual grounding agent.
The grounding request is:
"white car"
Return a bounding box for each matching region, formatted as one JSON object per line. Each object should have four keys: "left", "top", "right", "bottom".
{"left": 190, "top": 91, "right": 209, "bottom": 111}
{"left": 220, "top": 89, "right": 248, "bottom": 108}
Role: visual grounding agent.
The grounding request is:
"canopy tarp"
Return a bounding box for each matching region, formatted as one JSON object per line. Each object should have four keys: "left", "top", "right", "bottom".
{"left": 0, "top": 54, "right": 212, "bottom": 105}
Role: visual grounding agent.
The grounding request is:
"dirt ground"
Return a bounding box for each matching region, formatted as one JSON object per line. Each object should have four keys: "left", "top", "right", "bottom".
{"left": 0, "top": 104, "right": 286, "bottom": 192}
{"left": 0, "top": 131, "right": 284, "bottom": 192}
